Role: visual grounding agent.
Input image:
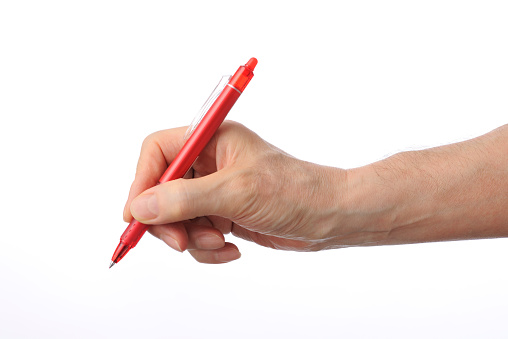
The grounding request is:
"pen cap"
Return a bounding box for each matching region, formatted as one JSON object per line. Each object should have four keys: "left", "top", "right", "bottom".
{"left": 228, "top": 57, "right": 257, "bottom": 92}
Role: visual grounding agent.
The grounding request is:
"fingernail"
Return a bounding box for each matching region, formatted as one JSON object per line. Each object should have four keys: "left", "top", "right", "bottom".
{"left": 195, "top": 234, "right": 224, "bottom": 249}
{"left": 131, "top": 194, "right": 159, "bottom": 221}
{"left": 216, "top": 249, "right": 241, "bottom": 263}
{"left": 160, "top": 234, "right": 183, "bottom": 252}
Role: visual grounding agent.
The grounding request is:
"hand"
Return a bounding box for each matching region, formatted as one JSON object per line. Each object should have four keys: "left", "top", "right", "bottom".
{"left": 124, "top": 121, "right": 508, "bottom": 264}
{"left": 123, "top": 121, "right": 349, "bottom": 263}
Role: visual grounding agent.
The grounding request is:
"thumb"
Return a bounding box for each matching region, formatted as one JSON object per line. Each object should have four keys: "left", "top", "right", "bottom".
{"left": 130, "top": 170, "right": 239, "bottom": 224}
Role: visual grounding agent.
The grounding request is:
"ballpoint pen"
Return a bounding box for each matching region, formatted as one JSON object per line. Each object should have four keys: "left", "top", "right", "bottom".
{"left": 110, "top": 57, "right": 258, "bottom": 268}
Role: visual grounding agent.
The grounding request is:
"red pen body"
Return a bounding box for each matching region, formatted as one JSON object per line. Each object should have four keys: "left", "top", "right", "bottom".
{"left": 110, "top": 58, "right": 257, "bottom": 267}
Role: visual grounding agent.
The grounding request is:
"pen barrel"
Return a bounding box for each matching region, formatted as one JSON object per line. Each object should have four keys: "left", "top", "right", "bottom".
{"left": 159, "top": 85, "right": 241, "bottom": 183}
{"left": 121, "top": 219, "right": 149, "bottom": 247}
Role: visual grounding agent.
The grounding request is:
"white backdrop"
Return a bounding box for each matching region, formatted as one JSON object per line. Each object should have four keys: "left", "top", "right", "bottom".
{"left": 1, "top": 1, "right": 507, "bottom": 338}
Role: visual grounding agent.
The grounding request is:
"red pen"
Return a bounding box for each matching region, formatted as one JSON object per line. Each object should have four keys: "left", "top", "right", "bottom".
{"left": 110, "top": 58, "right": 258, "bottom": 268}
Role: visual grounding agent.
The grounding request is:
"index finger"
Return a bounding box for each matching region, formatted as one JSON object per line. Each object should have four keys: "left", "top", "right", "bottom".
{"left": 123, "top": 126, "right": 188, "bottom": 222}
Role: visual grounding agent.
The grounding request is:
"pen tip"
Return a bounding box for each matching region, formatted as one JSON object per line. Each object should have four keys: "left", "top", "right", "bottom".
{"left": 246, "top": 58, "right": 257, "bottom": 71}
{"left": 109, "top": 261, "right": 115, "bottom": 269}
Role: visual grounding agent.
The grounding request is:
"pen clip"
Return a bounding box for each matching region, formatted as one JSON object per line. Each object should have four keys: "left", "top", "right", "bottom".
{"left": 184, "top": 75, "right": 232, "bottom": 141}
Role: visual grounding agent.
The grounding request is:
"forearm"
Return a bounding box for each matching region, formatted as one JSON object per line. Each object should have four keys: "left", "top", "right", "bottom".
{"left": 344, "top": 124, "right": 508, "bottom": 246}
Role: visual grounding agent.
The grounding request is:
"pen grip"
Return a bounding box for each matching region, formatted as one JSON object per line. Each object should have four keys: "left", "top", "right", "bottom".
{"left": 121, "top": 219, "right": 149, "bottom": 247}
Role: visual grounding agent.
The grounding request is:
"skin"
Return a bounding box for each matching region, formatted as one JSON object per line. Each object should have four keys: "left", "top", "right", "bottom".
{"left": 123, "top": 121, "right": 508, "bottom": 264}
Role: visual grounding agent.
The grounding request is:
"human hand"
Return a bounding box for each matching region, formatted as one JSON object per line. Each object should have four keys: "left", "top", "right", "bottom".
{"left": 124, "top": 121, "right": 508, "bottom": 264}
{"left": 123, "top": 121, "right": 349, "bottom": 263}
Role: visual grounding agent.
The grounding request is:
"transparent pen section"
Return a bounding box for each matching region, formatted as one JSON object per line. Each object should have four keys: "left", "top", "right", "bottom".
{"left": 184, "top": 75, "right": 232, "bottom": 141}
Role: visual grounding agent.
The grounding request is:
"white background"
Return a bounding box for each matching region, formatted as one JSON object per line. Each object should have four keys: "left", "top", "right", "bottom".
{"left": 1, "top": 1, "right": 507, "bottom": 338}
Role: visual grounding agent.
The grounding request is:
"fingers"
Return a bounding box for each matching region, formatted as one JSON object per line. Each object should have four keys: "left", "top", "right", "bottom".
{"left": 130, "top": 169, "right": 239, "bottom": 225}
{"left": 148, "top": 223, "right": 188, "bottom": 252}
{"left": 123, "top": 127, "right": 188, "bottom": 222}
{"left": 147, "top": 217, "right": 240, "bottom": 264}
{"left": 186, "top": 222, "right": 225, "bottom": 250}
{"left": 206, "top": 215, "right": 233, "bottom": 235}
{"left": 148, "top": 217, "right": 225, "bottom": 250}
{"left": 188, "top": 243, "right": 241, "bottom": 264}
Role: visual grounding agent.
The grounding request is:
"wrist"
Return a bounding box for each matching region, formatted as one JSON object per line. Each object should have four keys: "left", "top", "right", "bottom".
{"left": 305, "top": 163, "right": 397, "bottom": 247}
{"left": 339, "top": 165, "right": 400, "bottom": 245}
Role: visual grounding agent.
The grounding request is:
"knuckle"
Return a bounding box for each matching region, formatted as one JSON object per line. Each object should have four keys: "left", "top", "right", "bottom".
{"left": 141, "top": 132, "right": 157, "bottom": 149}
{"left": 140, "top": 130, "right": 166, "bottom": 155}
{"left": 221, "top": 120, "right": 243, "bottom": 130}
